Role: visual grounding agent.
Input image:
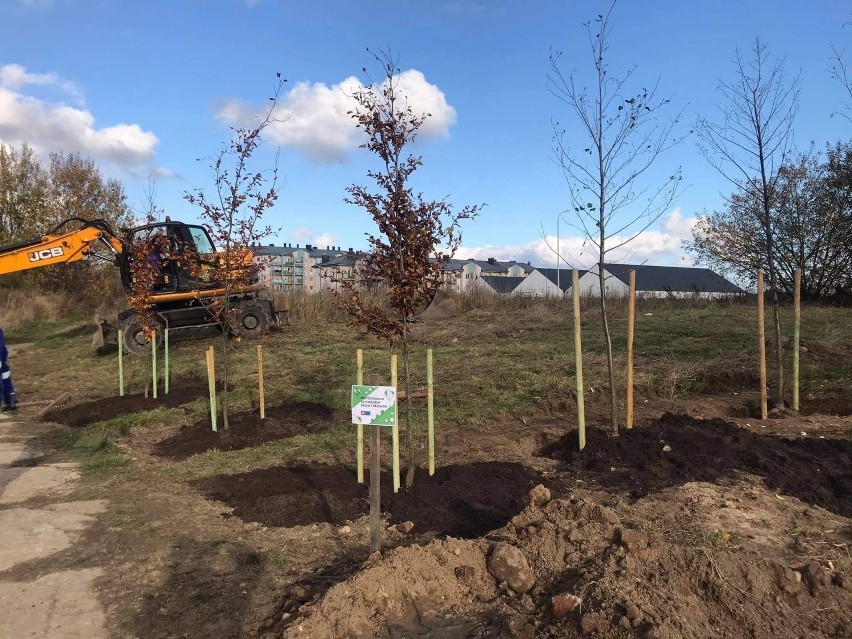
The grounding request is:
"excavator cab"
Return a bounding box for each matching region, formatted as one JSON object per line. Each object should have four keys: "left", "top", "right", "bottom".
{"left": 120, "top": 222, "right": 218, "bottom": 294}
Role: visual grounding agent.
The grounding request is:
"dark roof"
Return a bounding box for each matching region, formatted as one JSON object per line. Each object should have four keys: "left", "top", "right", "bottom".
{"left": 603, "top": 263, "right": 745, "bottom": 294}
{"left": 478, "top": 276, "right": 526, "bottom": 295}
{"left": 436, "top": 258, "right": 467, "bottom": 271}
{"left": 535, "top": 268, "right": 588, "bottom": 292}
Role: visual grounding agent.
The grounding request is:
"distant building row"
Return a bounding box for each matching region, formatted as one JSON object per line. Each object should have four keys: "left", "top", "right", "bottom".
{"left": 471, "top": 264, "right": 744, "bottom": 298}
{"left": 252, "top": 244, "right": 743, "bottom": 298}
{"left": 253, "top": 244, "right": 534, "bottom": 293}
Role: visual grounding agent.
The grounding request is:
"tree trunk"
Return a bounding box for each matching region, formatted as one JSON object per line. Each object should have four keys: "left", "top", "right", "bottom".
{"left": 598, "top": 261, "right": 619, "bottom": 437}
{"left": 403, "top": 323, "right": 415, "bottom": 489}
{"left": 766, "top": 248, "right": 784, "bottom": 406}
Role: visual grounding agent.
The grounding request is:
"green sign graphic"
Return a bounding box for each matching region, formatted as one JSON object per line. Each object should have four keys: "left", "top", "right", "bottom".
{"left": 351, "top": 385, "right": 397, "bottom": 426}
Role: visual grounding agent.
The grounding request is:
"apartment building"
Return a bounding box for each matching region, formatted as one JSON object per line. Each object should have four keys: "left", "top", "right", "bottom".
{"left": 254, "top": 243, "right": 348, "bottom": 292}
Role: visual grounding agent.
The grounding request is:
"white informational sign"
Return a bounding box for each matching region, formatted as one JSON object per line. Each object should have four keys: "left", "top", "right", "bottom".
{"left": 351, "top": 385, "right": 397, "bottom": 426}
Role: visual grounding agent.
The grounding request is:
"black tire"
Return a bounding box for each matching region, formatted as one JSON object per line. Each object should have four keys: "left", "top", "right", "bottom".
{"left": 229, "top": 302, "right": 269, "bottom": 339}
{"left": 120, "top": 313, "right": 164, "bottom": 355}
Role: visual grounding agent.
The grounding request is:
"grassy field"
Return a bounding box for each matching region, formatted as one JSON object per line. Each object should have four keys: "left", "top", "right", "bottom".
{"left": 8, "top": 293, "right": 851, "bottom": 483}
{"left": 6, "top": 292, "right": 852, "bottom": 638}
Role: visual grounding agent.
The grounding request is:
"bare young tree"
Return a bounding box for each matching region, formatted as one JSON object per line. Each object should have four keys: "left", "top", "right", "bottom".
{"left": 185, "top": 74, "right": 285, "bottom": 429}
{"left": 697, "top": 38, "right": 800, "bottom": 406}
{"left": 830, "top": 45, "right": 852, "bottom": 123}
{"left": 342, "top": 50, "right": 481, "bottom": 487}
{"left": 548, "top": 2, "right": 684, "bottom": 436}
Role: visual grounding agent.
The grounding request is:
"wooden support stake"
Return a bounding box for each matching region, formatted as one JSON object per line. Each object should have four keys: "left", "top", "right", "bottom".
{"left": 572, "top": 269, "right": 586, "bottom": 451}
{"left": 370, "top": 422, "right": 381, "bottom": 552}
{"left": 626, "top": 269, "right": 636, "bottom": 429}
{"left": 427, "top": 348, "right": 435, "bottom": 476}
{"left": 356, "top": 349, "right": 364, "bottom": 484}
{"left": 757, "top": 268, "right": 768, "bottom": 420}
{"left": 118, "top": 329, "right": 124, "bottom": 397}
{"left": 793, "top": 268, "right": 801, "bottom": 412}
{"left": 390, "top": 353, "right": 400, "bottom": 493}
{"left": 164, "top": 328, "right": 170, "bottom": 395}
{"left": 151, "top": 332, "right": 158, "bottom": 400}
{"left": 366, "top": 372, "right": 382, "bottom": 553}
{"left": 207, "top": 346, "right": 218, "bottom": 432}
{"left": 258, "top": 344, "right": 265, "bottom": 419}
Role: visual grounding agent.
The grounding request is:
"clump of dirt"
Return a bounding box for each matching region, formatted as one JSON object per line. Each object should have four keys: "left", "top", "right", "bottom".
{"left": 153, "top": 401, "right": 340, "bottom": 460}
{"left": 278, "top": 488, "right": 852, "bottom": 639}
{"left": 539, "top": 413, "right": 852, "bottom": 517}
{"left": 194, "top": 461, "right": 546, "bottom": 537}
{"left": 50, "top": 379, "right": 211, "bottom": 427}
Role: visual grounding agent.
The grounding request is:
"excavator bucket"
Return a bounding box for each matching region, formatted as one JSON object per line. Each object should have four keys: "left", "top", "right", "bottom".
{"left": 92, "top": 315, "right": 118, "bottom": 353}
{"left": 416, "top": 288, "right": 457, "bottom": 321}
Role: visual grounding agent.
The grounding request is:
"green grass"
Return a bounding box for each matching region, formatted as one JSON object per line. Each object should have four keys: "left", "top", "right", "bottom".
{"left": 10, "top": 296, "right": 852, "bottom": 483}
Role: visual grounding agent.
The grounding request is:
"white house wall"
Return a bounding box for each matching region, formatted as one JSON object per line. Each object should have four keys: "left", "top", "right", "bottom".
{"left": 578, "top": 267, "right": 629, "bottom": 297}
{"left": 512, "top": 270, "right": 563, "bottom": 297}
{"left": 469, "top": 278, "right": 498, "bottom": 295}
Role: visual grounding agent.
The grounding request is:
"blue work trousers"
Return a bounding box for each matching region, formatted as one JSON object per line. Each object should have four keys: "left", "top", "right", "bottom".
{"left": 0, "top": 361, "right": 13, "bottom": 404}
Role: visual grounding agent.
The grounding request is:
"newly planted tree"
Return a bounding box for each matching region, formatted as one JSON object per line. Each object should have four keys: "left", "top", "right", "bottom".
{"left": 697, "top": 38, "right": 800, "bottom": 405}
{"left": 341, "top": 50, "right": 481, "bottom": 487}
{"left": 185, "top": 75, "right": 285, "bottom": 428}
{"left": 548, "top": 1, "right": 684, "bottom": 436}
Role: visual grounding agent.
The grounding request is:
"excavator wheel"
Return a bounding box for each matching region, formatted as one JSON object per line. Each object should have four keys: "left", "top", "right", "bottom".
{"left": 120, "top": 313, "right": 164, "bottom": 355}
{"left": 228, "top": 301, "right": 270, "bottom": 339}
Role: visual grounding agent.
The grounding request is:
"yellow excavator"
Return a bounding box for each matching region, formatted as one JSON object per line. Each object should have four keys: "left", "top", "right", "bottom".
{"left": 0, "top": 217, "right": 288, "bottom": 354}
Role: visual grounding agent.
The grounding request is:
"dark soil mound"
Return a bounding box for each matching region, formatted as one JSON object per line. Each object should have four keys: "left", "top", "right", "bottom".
{"left": 153, "top": 401, "right": 339, "bottom": 460}
{"left": 539, "top": 412, "right": 852, "bottom": 517}
{"left": 194, "top": 461, "right": 546, "bottom": 537}
{"left": 385, "top": 463, "right": 546, "bottom": 538}
{"left": 52, "top": 379, "right": 211, "bottom": 428}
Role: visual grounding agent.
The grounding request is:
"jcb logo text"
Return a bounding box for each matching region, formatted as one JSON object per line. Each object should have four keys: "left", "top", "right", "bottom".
{"left": 28, "top": 247, "right": 65, "bottom": 262}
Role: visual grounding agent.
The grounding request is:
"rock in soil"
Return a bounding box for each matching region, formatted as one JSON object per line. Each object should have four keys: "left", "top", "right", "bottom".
{"left": 395, "top": 520, "right": 414, "bottom": 534}
{"left": 617, "top": 528, "right": 649, "bottom": 553}
{"left": 528, "top": 484, "right": 551, "bottom": 507}
{"left": 551, "top": 593, "right": 582, "bottom": 618}
{"left": 487, "top": 543, "right": 535, "bottom": 594}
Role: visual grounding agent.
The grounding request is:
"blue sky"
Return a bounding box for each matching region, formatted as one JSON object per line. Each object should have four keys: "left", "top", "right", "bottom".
{"left": 1, "top": 0, "right": 850, "bottom": 268}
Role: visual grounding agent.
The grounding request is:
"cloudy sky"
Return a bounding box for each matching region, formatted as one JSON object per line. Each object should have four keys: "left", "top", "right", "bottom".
{"left": 1, "top": 0, "right": 850, "bottom": 268}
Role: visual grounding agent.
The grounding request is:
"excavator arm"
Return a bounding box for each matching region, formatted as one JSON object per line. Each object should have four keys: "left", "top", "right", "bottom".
{"left": 0, "top": 218, "right": 124, "bottom": 275}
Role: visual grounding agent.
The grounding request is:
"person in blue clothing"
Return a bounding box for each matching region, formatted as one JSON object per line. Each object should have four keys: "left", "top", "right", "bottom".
{"left": 0, "top": 328, "right": 18, "bottom": 411}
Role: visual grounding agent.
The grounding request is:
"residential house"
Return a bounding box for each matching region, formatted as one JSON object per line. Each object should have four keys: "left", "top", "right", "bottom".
{"left": 313, "top": 252, "right": 369, "bottom": 292}
{"left": 459, "top": 258, "right": 527, "bottom": 291}
{"left": 577, "top": 263, "right": 744, "bottom": 298}
{"left": 513, "top": 268, "right": 584, "bottom": 297}
{"left": 469, "top": 275, "right": 526, "bottom": 295}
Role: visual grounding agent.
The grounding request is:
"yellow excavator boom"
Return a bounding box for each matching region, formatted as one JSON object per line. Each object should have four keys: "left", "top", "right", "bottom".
{"left": 0, "top": 225, "right": 123, "bottom": 275}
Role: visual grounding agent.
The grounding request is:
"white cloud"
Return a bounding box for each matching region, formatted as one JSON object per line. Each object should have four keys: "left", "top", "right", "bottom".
{"left": 215, "top": 70, "right": 457, "bottom": 163}
{"left": 287, "top": 227, "right": 340, "bottom": 248}
{"left": 0, "top": 63, "right": 163, "bottom": 173}
{"left": 313, "top": 232, "right": 338, "bottom": 248}
{"left": 0, "top": 63, "right": 83, "bottom": 103}
{"left": 456, "top": 209, "right": 698, "bottom": 268}
{"left": 289, "top": 227, "right": 314, "bottom": 242}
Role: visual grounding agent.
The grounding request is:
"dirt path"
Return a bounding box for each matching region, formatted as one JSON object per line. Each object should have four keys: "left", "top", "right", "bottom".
{"left": 0, "top": 413, "right": 108, "bottom": 639}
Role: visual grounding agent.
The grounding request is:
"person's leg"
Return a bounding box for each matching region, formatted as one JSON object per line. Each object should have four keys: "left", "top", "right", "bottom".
{"left": 1, "top": 361, "right": 16, "bottom": 410}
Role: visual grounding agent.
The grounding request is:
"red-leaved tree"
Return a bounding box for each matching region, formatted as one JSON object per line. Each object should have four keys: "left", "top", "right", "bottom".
{"left": 341, "top": 50, "right": 482, "bottom": 488}
{"left": 184, "top": 75, "right": 286, "bottom": 428}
